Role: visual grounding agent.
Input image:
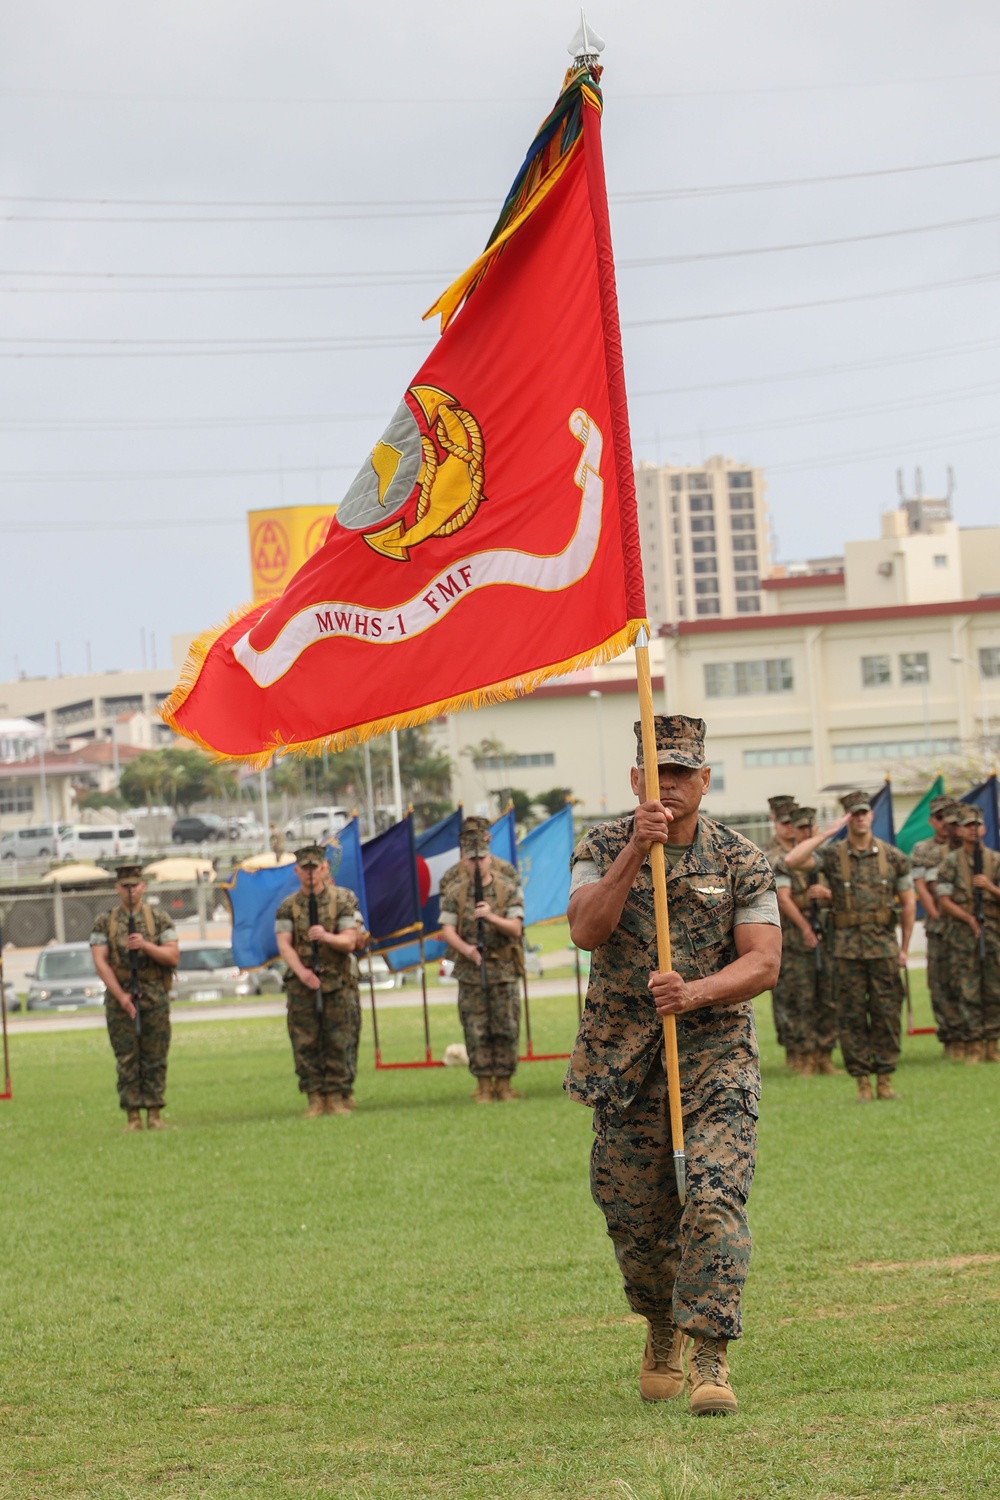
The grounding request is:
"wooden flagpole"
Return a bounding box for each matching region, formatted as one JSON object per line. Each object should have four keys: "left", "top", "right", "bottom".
{"left": 635, "top": 629, "right": 686, "bottom": 1203}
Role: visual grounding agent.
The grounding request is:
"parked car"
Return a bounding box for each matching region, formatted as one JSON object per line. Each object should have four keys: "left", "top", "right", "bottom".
{"left": 3, "top": 975, "right": 18, "bottom": 1013}
{"left": 226, "top": 815, "right": 266, "bottom": 843}
{"left": 171, "top": 814, "right": 228, "bottom": 844}
{"left": 172, "top": 941, "right": 284, "bottom": 1002}
{"left": 356, "top": 954, "right": 403, "bottom": 991}
{"left": 283, "top": 806, "right": 350, "bottom": 843}
{"left": 26, "top": 943, "right": 105, "bottom": 1010}
{"left": 0, "top": 824, "right": 73, "bottom": 861}
{"left": 58, "top": 824, "right": 140, "bottom": 861}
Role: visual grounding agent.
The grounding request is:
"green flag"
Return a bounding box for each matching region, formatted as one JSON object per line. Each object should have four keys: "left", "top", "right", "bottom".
{"left": 896, "top": 775, "right": 944, "bottom": 854}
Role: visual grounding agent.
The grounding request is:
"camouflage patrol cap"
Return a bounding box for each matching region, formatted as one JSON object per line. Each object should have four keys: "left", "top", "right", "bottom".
{"left": 294, "top": 843, "right": 328, "bottom": 867}
{"left": 459, "top": 816, "right": 492, "bottom": 857}
{"left": 955, "top": 803, "right": 985, "bottom": 826}
{"left": 112, "top": 859, "right": 144, "bottom": 885}
{"left": 840, "top": 790, "right": 872, "bottom": 815}
{"left": 633, "top": 714, "right": 706, "bottom": 770}
{"left": 942, "top": 804, "right": 963, "bottom": 825}
{"left": 768, "top": 794, "right": 797, "bottom": 816}
{"left": 791, "top": 805, "right": 816, "bottom": 827}
{"left": 929, "top": 795, "right": 956, "bottom": 816}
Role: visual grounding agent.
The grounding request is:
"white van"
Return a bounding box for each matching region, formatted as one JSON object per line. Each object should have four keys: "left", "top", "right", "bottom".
{"left": 59, "top": 824, "right": 141, "bottom": 861}
{"left": 0, "top": 823, "right": 73, "bottom": 861}
{"left": 283, "top": 806, "right": 351, "bottom": 842}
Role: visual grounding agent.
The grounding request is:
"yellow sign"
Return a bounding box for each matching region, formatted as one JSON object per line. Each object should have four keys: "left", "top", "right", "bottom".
{"left": 247, "top": 505, "right": 337, "bottom": 603}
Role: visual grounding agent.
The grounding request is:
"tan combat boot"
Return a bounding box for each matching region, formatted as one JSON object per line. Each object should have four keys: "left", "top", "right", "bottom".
{"left": 984, "top": 1039, "right": 999, "bottom": 1063}
{"left": 639, "top": 1315, "right": 686, "bottom": 1401}
{"left": 965, "top": 1040, "right": 985, "bottom": 1065}
{"left": 146, "top": 1107, "right": 166, "bottom": 1130}
{"left": 798, "top": 1052, "right": 818, "bottom": 1077}
{"left": 493, "top": 1077, "right": 522, "bottom": 1101}
{"left": 784, "top": 1050, "right": 799, "bottom": 1072}
{"left": 948, "top": 1041, "right": 966, "bottom": 1060}
{"left": 688, "top": 1335, "right": 738, "bottom": 1415}
{"left": 814, "top": 1051, "right": 843, "bottom": 1076}
{"left": 876, "top": 1075, "right": 901, "bottom": 1101}
{"left": 326, "top": 1095, "right": 352, "bottom": 1116}
{"left": 856, "top": 1076, "right": 874, "bottom": 1103}
{"left": 125, "top": 1108, "right": 143, "bottom": 1132}
{"left": 471, "top": 1077, "right": 493, "bottom": 1103}
{"left": 304, "top": 1093, "right": 325, "bottom": 1118}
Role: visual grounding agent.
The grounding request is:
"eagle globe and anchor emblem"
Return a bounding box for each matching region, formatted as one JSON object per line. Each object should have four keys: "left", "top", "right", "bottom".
{"left": 337, "top": 386, "right": 486, "bottom": 561}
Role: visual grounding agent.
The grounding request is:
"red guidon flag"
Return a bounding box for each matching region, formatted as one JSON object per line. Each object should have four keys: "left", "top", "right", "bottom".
{"left": 162, "top": 59, "right": 647, "bottom": 760}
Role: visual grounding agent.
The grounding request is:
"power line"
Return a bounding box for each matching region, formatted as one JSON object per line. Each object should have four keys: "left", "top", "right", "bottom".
{"left": 765, "top": 422, "right": 1000, "bottom": 475}
{"left": 0, "top": 516, "right": 245, "bottom": 533}
{"left": 0, "top": 460, "right": 358, "bottom": 486}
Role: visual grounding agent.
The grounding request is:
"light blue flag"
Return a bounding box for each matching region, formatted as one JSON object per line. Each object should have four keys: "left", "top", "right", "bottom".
{"left": 518, "top": 805, "right": 575, "bottom": 926}
{"left": 490, "top": 807, "right": 518, "bottom": 865}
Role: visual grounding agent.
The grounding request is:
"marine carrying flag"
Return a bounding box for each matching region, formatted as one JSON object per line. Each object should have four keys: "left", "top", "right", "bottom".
{"left": 962, "top": 773, "right": 999, "bottom": 850}
{"left": 161, "top": 61, "right": 645, "bottom": 760}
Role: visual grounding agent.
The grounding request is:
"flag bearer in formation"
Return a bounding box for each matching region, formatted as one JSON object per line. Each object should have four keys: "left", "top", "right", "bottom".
{"left": 566, "top": 716, "right": 780, "bottom": 1416}
{"left": 90, "top": 860, "right": 179, "bottom": 1130}
{"left": 772, "top": 807, "right": 842, "bottom": 1075}
{"left": 439, "top": 816, "right": 525, "bottom": 1102}
{"left": 275, "top": 844, "right": 368, "bottom": 1117}
{"left": 762, "top": 795, "right": 798, "bottom": 1056}
{"left": 935, "top": 804, "right": 1000, "bottom": 1065}
{"left": 909, "top": 795, "right": 965, "bottom": 1057}
{"left": 785, "top": 791, "right": 914, "bottom": 1102}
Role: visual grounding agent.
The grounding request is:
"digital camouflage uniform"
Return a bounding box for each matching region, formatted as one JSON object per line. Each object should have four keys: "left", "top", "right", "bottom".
{"left": 439, "top": 857, "right": 525, "bottom": 1079}
{"left": 812, "top": 838, "right": 911, "bottom": 1078}
{"left": 935, "top": 844, "right": 1000, "bottom": 1046}
{"left": 276, "top": 884, "right": 363, "bottom": 1100}
{"left": 90, "top": 902, "right": 176, "bottom": 1111}
{"left": 909, "top": 832, "right": 964, "bottom": 1044}
{"left": 762, "top": 842, "right": 793, "bottom": 1049}
{"left": 566, "top": 812, "right": 776, "bottom": 1341}
{"left": 772, "top": 858, "right": 836, "bottom": 1058}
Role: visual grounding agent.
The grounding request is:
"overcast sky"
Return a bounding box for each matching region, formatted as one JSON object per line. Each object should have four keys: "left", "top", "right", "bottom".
{"left": 2, "top": 1, "right": 999, "bottom": 683}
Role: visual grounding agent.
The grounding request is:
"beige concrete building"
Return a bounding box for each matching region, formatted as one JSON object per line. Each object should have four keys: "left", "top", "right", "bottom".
{"left": 636, "top": 455, "right": 770, "bottom": 624}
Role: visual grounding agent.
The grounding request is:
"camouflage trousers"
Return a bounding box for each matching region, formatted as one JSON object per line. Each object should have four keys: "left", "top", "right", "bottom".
{"left": 457, "top": 978, "right": 520, "bottom": 1078}
{"left": 590, "top": 1063, "right": 757, "bottom": 1340}
{"left": 836, "top": 957, "right": 902, "bottom": 1077}
{"left": 947, "top": 923, "right": 1000, "bottom": 1042}
{"left": 286, "top": 985, "right": 361, "bottom": 1097}
{"left": 773, "top": 940, "right": 837, "bottom": 1054}
{"left": 926, "top": 927, "right": 966, "bottom": 1043}
{"left": 105, "top": 995, "right": 171, "bottom": 1110}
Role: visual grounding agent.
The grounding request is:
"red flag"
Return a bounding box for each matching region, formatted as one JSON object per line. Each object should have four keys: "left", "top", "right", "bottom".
{"left": 162, "top": 63, "right": 646, "bottom": 761}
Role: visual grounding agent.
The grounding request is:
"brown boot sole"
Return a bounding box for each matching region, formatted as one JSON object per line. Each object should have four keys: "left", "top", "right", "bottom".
{"left": 690, "top": 1392, "right": 738, "bottom": 1416}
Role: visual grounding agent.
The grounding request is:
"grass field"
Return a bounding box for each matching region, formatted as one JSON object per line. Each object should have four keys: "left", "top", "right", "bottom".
{"left": 1, "top": 975, "right": 998, "bottom": 1499}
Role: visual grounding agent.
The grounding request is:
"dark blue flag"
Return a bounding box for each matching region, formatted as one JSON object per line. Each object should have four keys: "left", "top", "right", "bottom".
{"left": 491, "top": 806, "right": 518, "bottom": 866}
{"left": 383, "top": 808, "right": 462, "bottom": 972}
{"left": 225, "top": 817, "right": 367, "bottom": 969}
{"left": 518, "top": 804, "right": 575, "bottom": 926}
{"left": 363, "top": 815, "right": 422, "bottom": 952}
{"left": 962, "top": 773, "right": 999, "bottom": 850}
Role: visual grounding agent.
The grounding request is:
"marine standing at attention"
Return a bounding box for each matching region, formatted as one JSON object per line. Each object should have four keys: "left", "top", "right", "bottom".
{"left": 935, "top": 803, "right": 1000, "bottom": 1065}
{"left": 440, "top": 816, "right": 525, "bottom": 1102}
{"left": 90, "top": 860, "right": 179, "bottom": 1131}
{"left": 762, "top": 794, "right": 798, "bottom": 1059}
{"left": 566, "top": 716, "right": 780, "bottom": 1416}
{"left": 909, "top": 796, "right": 963, "bottom": 1057}
{"left": 275, "top": 844, "right": 368, "bottom": 1117}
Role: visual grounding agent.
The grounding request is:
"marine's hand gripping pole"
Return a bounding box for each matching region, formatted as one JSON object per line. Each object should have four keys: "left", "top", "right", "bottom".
{"left": 635, "top": 631, "right": 686, "bottom": 1205}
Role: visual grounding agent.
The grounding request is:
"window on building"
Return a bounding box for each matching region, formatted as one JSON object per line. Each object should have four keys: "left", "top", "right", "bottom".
{"left": 670, "top": 476, "right": 683, "bottom": 492}
{"left": 687, "top": 473, "right": 710, "bottom": 491}
{"left": 732, "top": 535, "right": 757, "bottom": 553}
{"left": 979, "top": 647, "right": 1000, "bottom": 679}
{"left": 735, "top": 576, "right": 759, "bottom": 592}
{"left": 933, "top": 554, "right": 948, "bottom": 568}
{"left": 54, "top": 699, "right": 94, "bottom": 727}
{"left": 744, "top": 747, "right": 814, "bottom": 768}
{"left": 690, "top": 516, "right": 715, "bottom": 534}
{"left": 694, "top": 578, "right": 719, "bottom": 596}
{"left": 670, "top": 495, "right": 679, "bottom": 515}
{"left": 706, "top": 764, "right": 725, "bottom": 793}
{"left": 728, "top": 472, "right": 753, "bottom": 490}
{"left": 479, "top": 752, "right": 556, "bottom": 770}
{"left": 832, "top": 738, "right": 959, "bottom": 763}
{"left": 691, "top": 536, "right": 716, "bottom": 554}
{"left": 729, "top": 493, "right": 754, "bottom": 512}
{"left": 862, "top": 655, "right": 891, "bottom": 688}
{"left": 693, "top": 559, "right": 718, "bottom": 576}
{"left": 0, "top": 784, "right": 33, "bottom": 814}
{"left": 689, "top": 494, "right": 714, "bottom": 513}
{"left": 705, "top": 658, "right": 794, "bottom": 697}
{"left": 730, "top": 515, "right": 757, "bottom": 533}
{"left": 102, "top": 694, "right": 144, "bottom": 716}
{"left": 736, "top": 596, "right": 761, "bottom": 613}
{"left": 733, "top": 555, "right": 758, "bottom": 573}
{"left": 696, "top": 598, "right": 720, "bottom": 616}
{"left": 900, "top": 652, "right": 930, "bottom": 684}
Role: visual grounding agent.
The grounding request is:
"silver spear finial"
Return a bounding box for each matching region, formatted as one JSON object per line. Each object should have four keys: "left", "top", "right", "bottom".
{"left": 568, "top": 11, "right": 605, "bottom": 64}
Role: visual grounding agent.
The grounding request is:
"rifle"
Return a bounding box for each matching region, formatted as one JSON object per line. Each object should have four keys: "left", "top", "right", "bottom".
{"left": 809, "top": 898, "right": 824, "bottom": 975}
{"left": 126, "top": 896, "right": 141, "bottom": 1039}
{"left": 308, "top": 883, "right": 324, "bottom": 1019}
{"left": 973, "top": 843, "right": 987, "bottom": 964}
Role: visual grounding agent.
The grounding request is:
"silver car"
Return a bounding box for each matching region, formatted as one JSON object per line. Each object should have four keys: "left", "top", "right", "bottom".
{"left": 27, "top": 943, "right": 106, "bottom": 1010}
{"left": 172, "top": 941, "right": 284, "bottom": 1002}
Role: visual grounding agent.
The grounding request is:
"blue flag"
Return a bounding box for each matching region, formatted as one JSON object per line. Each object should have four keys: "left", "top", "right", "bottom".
{"left": 518, "top": 804, "right": 575, "bottom": 926}
{"left": 226, "top": 817, "right": 368, "bottom": 969}
{"left": 962, "top": 773, "right": 999, "bottom": 850}
{"left": 363, "top": 815, "right": 422, "bottom": 951}
{"left": 831, "top": 780, "right": 895, "bottom": 844}
{"left": 491, "top": 807, "right": 518, "bottom": 866}
{"left": 384, "top": 808, "right": 462, "bottom": 972}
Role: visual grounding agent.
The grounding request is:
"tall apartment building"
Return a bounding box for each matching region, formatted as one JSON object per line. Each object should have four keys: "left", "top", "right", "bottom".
{"left": 635, "top": 455, "right": 769, "bottom": 625}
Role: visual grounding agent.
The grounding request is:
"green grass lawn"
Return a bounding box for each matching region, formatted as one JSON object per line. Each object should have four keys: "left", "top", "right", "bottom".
{"left": 1, "top": 975, "right": 998, "bottom": 1499}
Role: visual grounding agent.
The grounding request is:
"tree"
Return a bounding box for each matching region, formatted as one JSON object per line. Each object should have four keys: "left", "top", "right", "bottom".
{"left": 493, "top": 787, "right": 535, "bottom": 827}
{"left": 118, "top": 747, "right": 237, "bottom": 811}
{"left": 534, "top": 787, "right": 576, "bottom": 818}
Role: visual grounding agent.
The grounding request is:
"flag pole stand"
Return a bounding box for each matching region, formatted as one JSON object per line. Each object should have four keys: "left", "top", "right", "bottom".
{"left": 635, "top": 629, "right": 686, "bottom": 1204}
{"left": 368, "top": 965, "right": 382, "bottom": 1068}
{"left": 418, "top": 935, "right": 433, "bottom": 1063}
{"left": 521, "top": 968, "right": 534, "bottom": 1059}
